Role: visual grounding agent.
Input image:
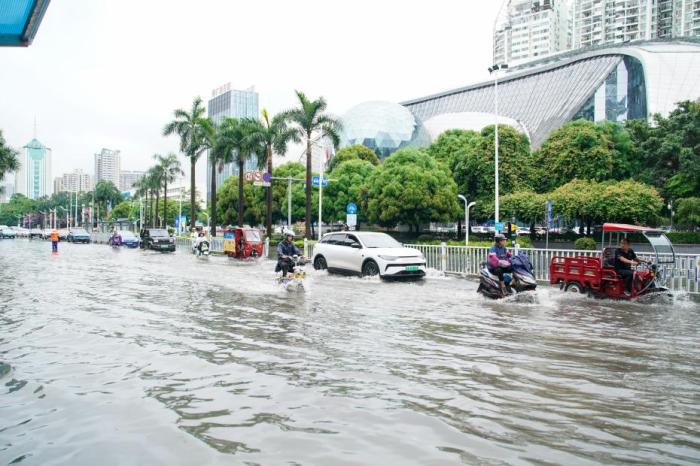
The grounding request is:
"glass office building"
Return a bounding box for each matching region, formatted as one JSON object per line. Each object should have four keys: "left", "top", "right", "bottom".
{"left": 402, "top": 40, "right": 700, "bottom": 148}
{"left": 206, "top": 85, "right": 259, "bottom": 202}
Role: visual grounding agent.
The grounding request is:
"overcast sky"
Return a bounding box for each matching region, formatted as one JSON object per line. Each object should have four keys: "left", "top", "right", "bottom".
{"left": 0, "top": 0, "right": 502, "bottom": 189}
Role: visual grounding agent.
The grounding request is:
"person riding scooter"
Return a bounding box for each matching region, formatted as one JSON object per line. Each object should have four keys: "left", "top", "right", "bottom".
{"left": 110, "top": 228, "right": 122, "bottom": 247}
{"left": 194, "top": 231, "right": 208, "bottom": 254}
{"left": 276, "top": 230, "right": 302, "bottom": 277}
{"left": 487, "top": 233, "right": 512, "bottom": 292}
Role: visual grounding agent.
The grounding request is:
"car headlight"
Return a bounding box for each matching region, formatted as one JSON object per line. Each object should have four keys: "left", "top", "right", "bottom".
{"left": 378, "top": 255, "right": 398, "bottom": 261}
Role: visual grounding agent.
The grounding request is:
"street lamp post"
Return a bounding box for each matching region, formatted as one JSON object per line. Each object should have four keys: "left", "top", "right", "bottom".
{"left": 488, "top": 63, "right": 508, "bottom": 228}
{"left": 457, "top": 194, "right": 476, "bottom": 246}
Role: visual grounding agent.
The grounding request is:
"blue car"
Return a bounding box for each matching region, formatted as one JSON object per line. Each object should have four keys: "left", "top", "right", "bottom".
{"left": 111, "top": 230, "right": 140, "bottom": 248}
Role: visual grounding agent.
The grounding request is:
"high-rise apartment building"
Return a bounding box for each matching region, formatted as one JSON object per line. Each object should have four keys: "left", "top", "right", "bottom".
{"left": 495, "top": 1, "right": 700, "bottom": 65}
{"left": 571, "top": 0, "right": 699, "bottom": 49}
{"left": 53, "top": 176, "right": 62, "bottom": 195}
{"left": 16, "top": 138, "right": 52, "bottom": 199}
{"left": 59, "top": 169, "right": 92, "bottom": 193}
{"left": 120, "top": 170, "right": 144, "bottom": 192}
{"left": 494, "top": 0, "right": 569, "bottom": 65}
{"left": 94, "top": 148, "right": 121, "bottom": 188}
{"left": 206, "top": 83, "right": 259, "bottom": 202}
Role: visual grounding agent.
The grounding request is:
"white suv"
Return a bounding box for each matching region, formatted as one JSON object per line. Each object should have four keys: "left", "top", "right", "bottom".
{"left": 312, "top": 231, "right": 426, "bottom": 279}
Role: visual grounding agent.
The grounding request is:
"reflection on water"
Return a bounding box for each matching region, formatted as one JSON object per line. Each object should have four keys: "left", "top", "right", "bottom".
{"left": 1, "top": 239, "right": 699, "bottom": 465}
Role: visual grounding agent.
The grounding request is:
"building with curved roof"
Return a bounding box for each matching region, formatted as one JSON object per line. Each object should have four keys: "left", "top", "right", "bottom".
{"left": 402, "top": 40, "right": 700, "bottom": 148}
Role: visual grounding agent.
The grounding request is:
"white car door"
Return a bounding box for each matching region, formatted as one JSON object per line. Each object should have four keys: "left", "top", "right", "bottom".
{"left": 322, "top": 233, "right": 346, "bottom": 270}
{"left": 342, "top": 234, "right": 365, "bottom": 273}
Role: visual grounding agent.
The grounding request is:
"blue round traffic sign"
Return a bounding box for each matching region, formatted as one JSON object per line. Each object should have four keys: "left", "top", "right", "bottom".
{"left": 263, "top": 172, "right": 271, "bottom": 182}
{"left": 346, "top": 203, "right": 357, "bottom": 214}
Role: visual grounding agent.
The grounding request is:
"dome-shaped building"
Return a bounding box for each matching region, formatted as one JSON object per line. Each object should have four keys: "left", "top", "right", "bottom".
{"left": 339, "top": 101, "right": 429, "bottom": 159}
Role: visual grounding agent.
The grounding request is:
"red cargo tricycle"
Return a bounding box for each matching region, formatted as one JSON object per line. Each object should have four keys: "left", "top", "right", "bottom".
{"left": 223, "top": 226, "right": 264, "bottom": 259}
{"left": 549, "top": 223, "right": 675, "bottom": 301}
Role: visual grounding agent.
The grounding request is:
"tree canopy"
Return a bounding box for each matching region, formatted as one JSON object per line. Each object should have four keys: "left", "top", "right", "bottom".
{"left": 365, "top": 148, "right": 459, "bottom": 232}
{"left": 328, "top": 144, "right": 380, "bottom": 172}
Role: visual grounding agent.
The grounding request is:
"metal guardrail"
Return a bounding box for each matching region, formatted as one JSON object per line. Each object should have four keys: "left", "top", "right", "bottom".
{"left": 405, "top": 244, "right": 700, "bottom": 295}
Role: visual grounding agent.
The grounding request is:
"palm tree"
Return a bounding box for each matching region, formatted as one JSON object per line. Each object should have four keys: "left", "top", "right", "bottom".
{"left": 208, "top": 119, "right": 235, "bottom": 237}
{"left": 146, "top": 165, "right": 163, "bottom": 227}
{"left": 215, "top": 118, "right": 262, "bottom": 225}
{"left": 281, "top": 91, "right": 342, "bottom": 238}
{"left": 0, "top": 130, "right": 19, "bottom": 187}
{"left": 155, "top": 152, "right": 183, "bottom": 228}
{"left": 247, "top": 109, "right": 299, "bottom": 238}
{"left": 163, "top": 97, "right": 212, "bottom": 232}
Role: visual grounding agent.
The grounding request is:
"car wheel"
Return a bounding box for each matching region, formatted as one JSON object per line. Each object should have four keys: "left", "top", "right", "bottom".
{"left": 565, "top": 282, "right": 583, "bottom": 293}
{"left": 314, "top": 256, "right": 327, "bottom": 270}
{"left": 362, "top": 260, "right": 380, "bottom": 277}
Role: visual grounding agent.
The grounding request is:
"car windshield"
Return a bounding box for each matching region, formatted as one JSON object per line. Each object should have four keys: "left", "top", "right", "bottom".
{"left": 72, "top": 229, "right": 88, "bottom": 235}
{"left": 118, "top": 230, "right": 136, "bottom": 239}
{"left": 150, "top": 229, "right": 169, "bottom": 237}
{"left": 359, "top": 233, "right": 402, "bottom": 248}
{"left": 244, "top": 230, "right": 261, "bottom": 242}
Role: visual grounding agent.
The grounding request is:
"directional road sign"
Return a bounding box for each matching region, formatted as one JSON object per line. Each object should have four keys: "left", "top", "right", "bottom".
{"left": 346, "top": 202, "right": 357, "bottom": 214}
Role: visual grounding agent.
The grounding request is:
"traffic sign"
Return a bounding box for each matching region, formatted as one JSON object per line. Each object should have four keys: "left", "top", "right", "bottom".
{"left": 312, "top": 176, "right": 328, "bottom": 187}
{"left": 262, "top": 172, "right": 271, "bottom": 182}
{"left": 346, "top": 213, "right": 357, "bottom": 227}
{"left": 346, "top": 202, "right": 357, "bottom": 214}
{"left": 495, "top": 222, "right": 503, "bottom": 232}
{"left": 253, "top": 181, "right": 271, "bottom": 187}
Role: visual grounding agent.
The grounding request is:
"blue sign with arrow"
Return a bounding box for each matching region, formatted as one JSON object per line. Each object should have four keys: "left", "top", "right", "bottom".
{"left": 346, "top": 202, "right": 357, "bottom": 214}
{"left": 312, "top": 176, "right": 328, "bottom": 187}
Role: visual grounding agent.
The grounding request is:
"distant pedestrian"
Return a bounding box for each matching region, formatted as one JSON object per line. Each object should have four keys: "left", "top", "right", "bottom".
{"left": 50, "top": 229, "right": 59, "bottom": 253}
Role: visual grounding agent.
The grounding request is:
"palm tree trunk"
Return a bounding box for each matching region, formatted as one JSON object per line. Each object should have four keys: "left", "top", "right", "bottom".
{"left": 190, "top": 158, "right": 196, "bottom": 232}
{"left": 155, "top": 192, "right": 160, "bottom": 228}
{"left": 163, "top": 179, "right": 168, "bottom": 229}
{"left": 210, "top": 160, "right": 217, "bottom": 237}
{"left": 305, "top": 137, "right": 312, "bottom": 239}
{"left": 266, "top": 144, "right": 273, "bottom": 239}
{"left": 238, "top": 156, "right": 245, "bottom": 225}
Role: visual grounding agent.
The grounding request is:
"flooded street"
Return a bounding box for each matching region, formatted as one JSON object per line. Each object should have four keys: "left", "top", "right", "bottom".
{"left": 1, "top": 239, "right": 699, "bottom": 465}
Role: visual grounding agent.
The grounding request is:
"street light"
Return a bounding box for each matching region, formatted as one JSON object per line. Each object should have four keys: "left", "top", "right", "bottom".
{"left": 457, "top": 194, "right": 476, "bottom": 246}
{"left": 488, "top": 63, "right": 508, "bottom": 228}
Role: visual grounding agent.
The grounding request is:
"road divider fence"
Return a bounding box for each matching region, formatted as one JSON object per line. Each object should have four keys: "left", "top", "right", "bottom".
{"left": 404, "top": 243, "right": 700, "bottom": 294}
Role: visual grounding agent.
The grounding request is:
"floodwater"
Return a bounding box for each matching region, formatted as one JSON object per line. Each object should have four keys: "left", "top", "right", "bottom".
{"left": 1, "top": 239, "right": 699, "bottom": 466}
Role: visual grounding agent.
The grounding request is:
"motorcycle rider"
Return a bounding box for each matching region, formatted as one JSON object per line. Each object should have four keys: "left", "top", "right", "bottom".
{"left": 110, "top": 228, "right": 122, "bottom": 246}
{"left": 615, "top": 237, "right": 647, "bottom": 296}
{"left": 276, "top": 230, "right": 302, "bottom": 277}
{"left": 194, "top": 231, "right": 208, "bottom": 254}
{"left": 487, "top": 233, "right": 513, "bottom": 292}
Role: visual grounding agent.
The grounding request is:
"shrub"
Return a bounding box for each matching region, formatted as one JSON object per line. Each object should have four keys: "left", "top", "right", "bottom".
{"left": 666, "top": 232, "right": 700, "bottom": 244}
{"left": 416, "top": 234, "right": 436, "bottom": 243}
{"left": 574, "top": 237, "right": 597, "bottom": 250}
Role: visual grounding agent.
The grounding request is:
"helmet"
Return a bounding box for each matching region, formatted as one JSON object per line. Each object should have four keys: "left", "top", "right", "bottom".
{"left": 284, "top": 230, "right": 295, "bottom": 238}
{"left": 494, "top": 233, "right": 506, "bottom": 241}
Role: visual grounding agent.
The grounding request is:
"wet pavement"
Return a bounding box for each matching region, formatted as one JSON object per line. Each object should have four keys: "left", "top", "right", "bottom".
{"left": 1, "top": 239, "right": 699, "bottom": 465}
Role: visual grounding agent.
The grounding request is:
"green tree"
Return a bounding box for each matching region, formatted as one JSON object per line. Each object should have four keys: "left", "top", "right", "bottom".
{"left": 0, "top": 130, "right": 18, "bottom": 189}
{"left": 328, "top": 144, "right": 380, "bottom": 172}
{"left": 427, "top": 129, "right": 481, "bottom": 170}
{"left": 155, "top": 152, "right": 183, "bottom": 228}
{"left": 94, "top": 180, "right": 123, "bottom": 219}
{"left": 452, "top": 125, "right": 531, "bottom": 221}
{"left": 246, "top": 109, "right": 299, "bottom": 238}
{"left": 627, "top": 101, "right": 700, "bottom": 200}
{"left": 110, "top": 200, "right": 137, "bottom": 221}
{"left": 500, "top": 191, "right": 547, "bottom": 237}
{"left": 535, "top": 120, "right": 613, "bottom": 192}
{"left": 674, "top": 197, "right": 700, "bottom": 230}
{"left": 0, "top": 193, "right": 35, "bottom": 225}
{"left": 365, "top": 148, "right": 459, "bottom": 233}
{"left": 163, "top": 97, "right": 212, "bottom": 231}
{"left": 282, "top": 90, "right": 342, "bottom": 238}
{"left": 323, "top": 159, "right": 375, "bottom": 225}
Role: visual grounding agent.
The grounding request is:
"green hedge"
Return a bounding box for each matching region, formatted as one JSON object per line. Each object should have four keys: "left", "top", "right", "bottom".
{"left": 574, "top": 237, "right": 597, "bottom": 250}
{"left": 667, "top": 232, "right": 700, "bottom": 244}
